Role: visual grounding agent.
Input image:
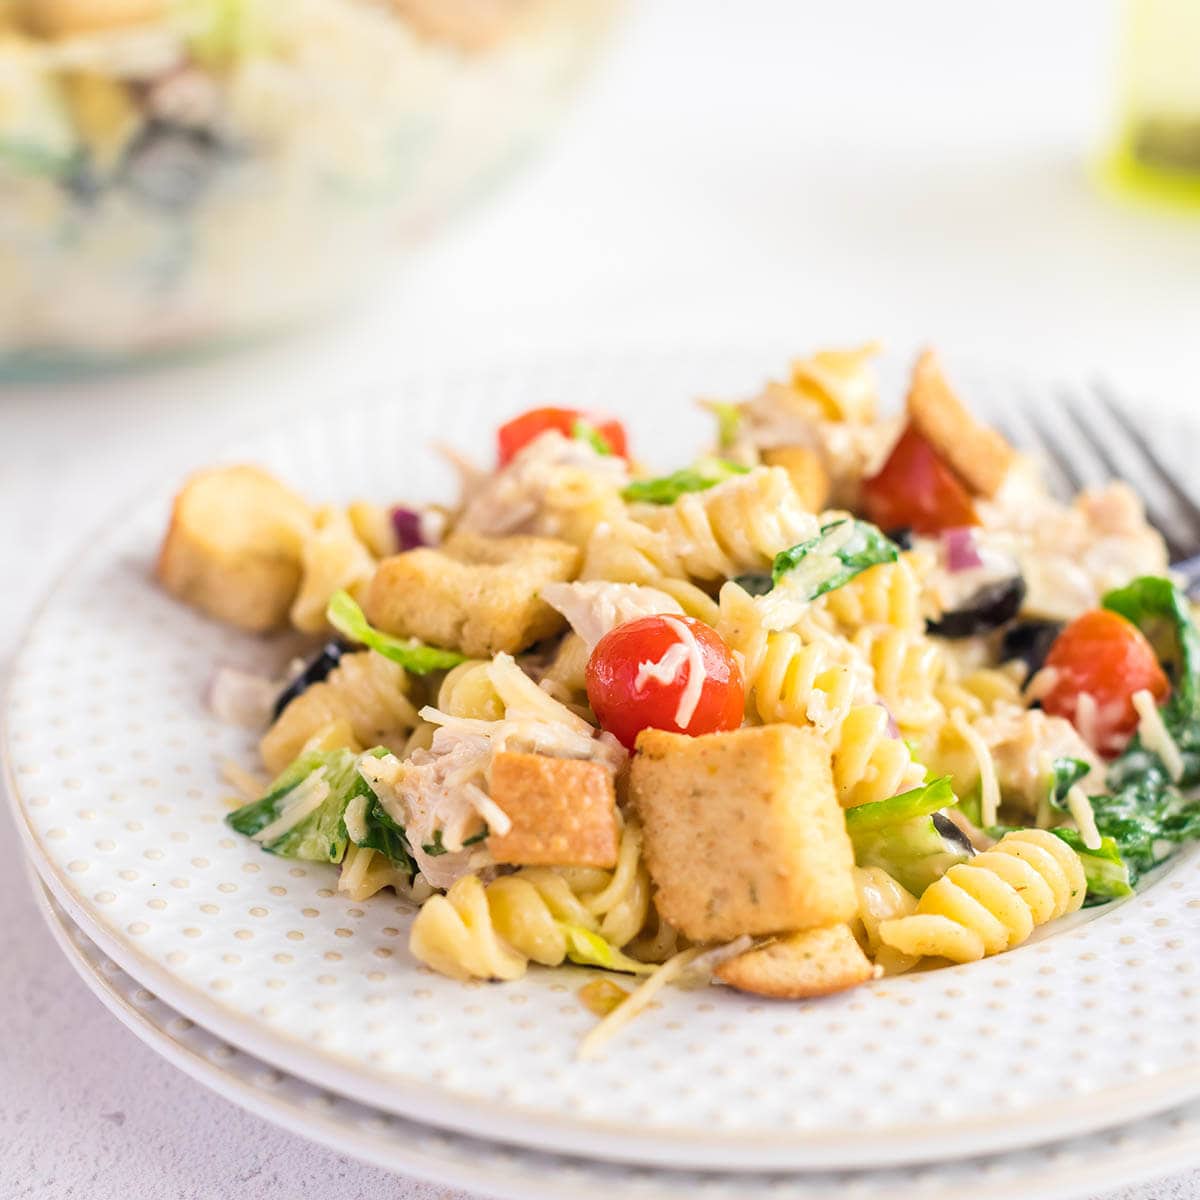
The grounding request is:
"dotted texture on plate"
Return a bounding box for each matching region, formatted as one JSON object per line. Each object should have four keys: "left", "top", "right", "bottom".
{"left": 6, "top": 350, "right": 1200, "bottom": 1172}
{"left": 32, "top": 872, "right": 1200, "bottom": 1200}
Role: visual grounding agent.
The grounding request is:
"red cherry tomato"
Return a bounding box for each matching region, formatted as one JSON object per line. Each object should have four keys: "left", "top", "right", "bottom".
{"left": 861, "top": 424, "right": 978, "bottom": 535}
{"left": 497, "top": 406, "right": 629, "bottom": 467}
{"left": 1041, "top": 609, "right": 1170, "bottom": 755}
{"left": 585, "top": 615, "right": 744, "bottom": 750}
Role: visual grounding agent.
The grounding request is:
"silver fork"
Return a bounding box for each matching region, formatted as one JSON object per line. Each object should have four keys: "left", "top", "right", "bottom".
{"left": 995, "top": 382, "right": 1200, "bottom": 592}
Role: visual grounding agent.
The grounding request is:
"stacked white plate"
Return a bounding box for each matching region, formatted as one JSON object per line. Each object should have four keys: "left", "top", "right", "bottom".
{"left": 6, "top": 350, "right": 1200, "bottom": 1199}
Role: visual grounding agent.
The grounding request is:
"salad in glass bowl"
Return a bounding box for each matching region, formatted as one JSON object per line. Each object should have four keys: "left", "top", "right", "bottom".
{"left": 0, "top": 0, "right": 615, "bottom": 369}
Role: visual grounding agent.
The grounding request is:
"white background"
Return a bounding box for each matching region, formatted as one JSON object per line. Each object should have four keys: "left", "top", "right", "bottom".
{"left": 4, "top": 0, "right": 1200, "bottom": 1195}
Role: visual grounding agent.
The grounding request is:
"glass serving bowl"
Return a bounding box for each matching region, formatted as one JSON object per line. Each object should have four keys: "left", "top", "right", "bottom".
{"left": 0, "top": 0, "right": 617, "bottom": 372}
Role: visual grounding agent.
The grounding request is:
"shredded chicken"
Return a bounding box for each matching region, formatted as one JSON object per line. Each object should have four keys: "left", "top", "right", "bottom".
{"left": 717, "top": 380, "right": 900, "bottom": 508}
{"left": 540, "top": 580, "right": 684, "bottom": 650}
{"left": 971, "top": 703, "right": 1106, "bottom": 813}
{"left": 976, "top": 472, "right": 1169, "bottom": 621}
{"left": 454, "top": 430, "right": 629, "bottom": 539}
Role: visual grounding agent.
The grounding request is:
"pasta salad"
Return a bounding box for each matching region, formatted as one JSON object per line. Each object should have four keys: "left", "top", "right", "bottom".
{"left": 157, "top": 345, "right": 1200, "bottom": 1051}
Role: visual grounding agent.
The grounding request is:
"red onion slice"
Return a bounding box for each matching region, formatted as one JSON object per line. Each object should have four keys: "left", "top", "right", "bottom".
{"left": 942, "top": 526, "right": 983, "bottom": 572}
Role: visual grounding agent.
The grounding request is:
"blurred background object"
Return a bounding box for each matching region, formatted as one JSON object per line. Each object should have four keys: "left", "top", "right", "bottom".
{"left": 0, "top": 0, "right": 617, "bottom": 371}
{"left": 1104, "top": 0, "right": 1200, "bottom": 210}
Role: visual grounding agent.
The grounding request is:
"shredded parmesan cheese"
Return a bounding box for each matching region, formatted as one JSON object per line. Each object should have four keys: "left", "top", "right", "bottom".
{"left": 251, "top": 770, "right": 330, "bottom": 843}
{"left": 343, "top": 792, "right": 369, "bottom": 844}
{"left": 633, "top": 616, "right": 708, "bottom": 730}
{"left": 1065, "top": 784, "right": 1102, "bottom": 851}
{"left": 662, "top": 615, "right": 706, "bottom": 729}
{"left": 220, "top": 759, "right": 267, "bottom": 802}
{"left": 1074, "top": 691, "right": 1099, "bottom": 752}
{"left": 578, "top": 946, "right": 703, "bottom": 1060}
{"left": 1132, "top": 687, "right": 1185, "bottom": 783}
{"left": 951, "top": 710, "right": 1001, "bottom": 828}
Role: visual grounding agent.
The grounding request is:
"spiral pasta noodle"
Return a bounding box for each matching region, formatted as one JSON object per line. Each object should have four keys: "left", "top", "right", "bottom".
{"left": 854, "top": 625, "right": 945, "bottom": 735}
{"left": 260, "top": 650, "right": 421, "bottom": 773}
{"left": 832, "top": 702, "right": 924, "bottom": 808}
{"left": 290, "top": 506, "right": 376, "bottom": 634}
{"left": 409, "top": 822, "right": 652, "bottom": 981}
{"left": 436, "top": 659, "right": 506, "bottom": 721}
{"left": 625, "top": 467, "right": 818, "bottom": 583}
{"left": 818, "top": 554, "right": 929, "bottom": 636}
{"left": 852, "top": 865, "right": 919, "bottom": 976}
{"left": 878, "top": 829, "right": 1086, "bottom": 963}
{"left": 717, "top": 581, "right": 865, "bottom": 735}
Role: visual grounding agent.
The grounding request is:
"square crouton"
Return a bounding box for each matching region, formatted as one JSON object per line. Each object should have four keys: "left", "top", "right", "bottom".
{"left": 906, "top": 349, "right": 1015, "bottom": 497}
{"left": 630, "top": 725, "right": 857, "bottom": 942}
{"left": 364, "top": 531, "right": 580, "bottom": 658}
{"left": 715, "top": 923, "right": 875, "bottom": 999}
{"left": 762, "top": 445, "right": 831, "bottom": 512}
{"left": 487, "top": 751, "right": 619, "bottom": 867}
{"left": 157, "top": 465, "right": 313, "bottom": 633}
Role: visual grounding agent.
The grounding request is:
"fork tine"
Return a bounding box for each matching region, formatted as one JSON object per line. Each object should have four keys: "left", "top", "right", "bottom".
{"left": 1053, "top": 387, "right": 1194, "bottom": 557}
{"left": 1093, "top": 380, "right": 1200, "bottom": 538}
{"left": 1019, "top": 405, "right": 1088, "bottom": 494}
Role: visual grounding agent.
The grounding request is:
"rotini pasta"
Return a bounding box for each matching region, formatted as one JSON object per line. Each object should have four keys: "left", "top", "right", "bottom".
{"left": 409, "top": 821, "right": 652, "bottom": 980}
{"left": 290, "top": 506, "right": 376, "bottom": 634}
{"left": 851, "top": 865, "right": 920, "bottom": 976}
{"left": 818, "top": 554, "right": 930, "bottom": 635}
{"left": 190, "top": 342, "right": 1184, "bottom": 1042}
{"left": 624, "top": 467, "right": 818, "bottom": 583}
{"left": 854, "top": 625, "right": 945, "bottom": 735}
{"left": 832, "top": 703, "right": 925, "bottom": 808}
{"left": 878, "top": 829, "right": 1086, "bottom": 963}
{"left": 260, "top": 650, "right": 420, "bottom": 774}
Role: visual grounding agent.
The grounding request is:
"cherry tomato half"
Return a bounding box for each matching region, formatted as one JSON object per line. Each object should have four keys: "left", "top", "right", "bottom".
{"left": 1041, "top": 609, "right": 1169, "bottom": 756}
{"left": 585, "top": 615, "right": 744, "bottom": 750}
{"left": 861, "top": 424, "right": 978, "bottom": 536}
{"left": 497, "top": 406, "right": 629, "bottom": 467}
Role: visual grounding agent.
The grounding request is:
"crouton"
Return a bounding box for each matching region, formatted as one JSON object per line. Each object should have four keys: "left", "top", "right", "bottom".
{"left": 715, "top": 923, "right": 875, "bottom": 999}
{"left": 762, "top": 446, "right": 832, "bottom": 512}
{"left": 388, "top": 0, "right": 526, "bottom": 51}
{"left": 157, "top": 465, "right": 313, "bottom": 633}
{"left": 20, "top": 0, "right": 166, "bottom": 36}
{"left": 630, "top": 725, "right": 857, "bottom": 942}
{"left": 487, "top": 751, "right": 619, "bottom": 867}
{"left": 906, "top": 349, "right": 1014, "bottom": 497}
{"left": 364, "top": 531, "right": 580, "bottom": 658}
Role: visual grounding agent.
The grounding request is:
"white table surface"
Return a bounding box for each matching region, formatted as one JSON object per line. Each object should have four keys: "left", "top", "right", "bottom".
{"left": 4, "top": 1, "right": 1200, "bottom": 1196}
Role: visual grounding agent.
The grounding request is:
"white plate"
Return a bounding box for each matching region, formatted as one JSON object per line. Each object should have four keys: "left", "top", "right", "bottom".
{"left": 28, "top": 869, "right": 1200, "bottom": 1200}
{"left": 6, "top": 350, "right": 1200, "bottom": 1172}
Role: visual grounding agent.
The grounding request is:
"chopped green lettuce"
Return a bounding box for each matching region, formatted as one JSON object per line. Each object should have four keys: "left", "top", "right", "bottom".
{"left": 326, "top": 590, "right": 465, "bottom": 674}
{"left": 621, "top": 458, "right": 749, "bottom": 505}
{"left": 352, "top": 794, "right": 416, "bottom": 879}
{"left": 227, "top": 749, "right": 367, "bottom": 863}
{"left": 1050, "top": 830, "right": 1133, "bottom": 903}
{"left": 562, "top": 925, "right": 656, "bottom": 976}
{"left": 770, "top": 520, "right": 899, "bottom": 598}
{"left": 571, "top": 419, "right": 615, "bottom": 456}
{"left": 709, "top": 402, "right": 743, "bottom": 452}
{"left": 846, "top": 777, "right": 969, "bottom": 896}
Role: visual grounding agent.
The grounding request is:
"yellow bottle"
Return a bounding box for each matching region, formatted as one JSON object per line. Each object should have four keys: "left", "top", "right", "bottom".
{"left": 1103, "top": 0, "right": 1200, "bottom": 210}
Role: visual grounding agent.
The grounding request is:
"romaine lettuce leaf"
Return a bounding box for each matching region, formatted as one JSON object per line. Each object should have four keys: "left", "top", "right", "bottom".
{"left": 622, "top": 458, "right": 749, "bottom": 505}
{"left": 227, "top": 749, "right": 366, "bottom": 863}
{"left": 562, "top": 925, "right": 656, "bottom": 976}
{"left": 771, "top": 519, "right": 899, "bottom": 598}
{"left": 1050, "top": 829, "right": 1133, "bottom": 903}
{"left": 326, "top": 590, "right": 465, "bottom": 674}
{"left": 846, "top": 777, "right": 969, "bottom": 896}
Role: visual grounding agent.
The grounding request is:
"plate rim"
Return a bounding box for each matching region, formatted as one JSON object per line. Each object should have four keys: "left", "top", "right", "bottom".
{"left": 26, "top": 865, "right": 1200, "bottom": 1200}
{"left": 5, "top": 349, "right": 1200, "bottom": 1173}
